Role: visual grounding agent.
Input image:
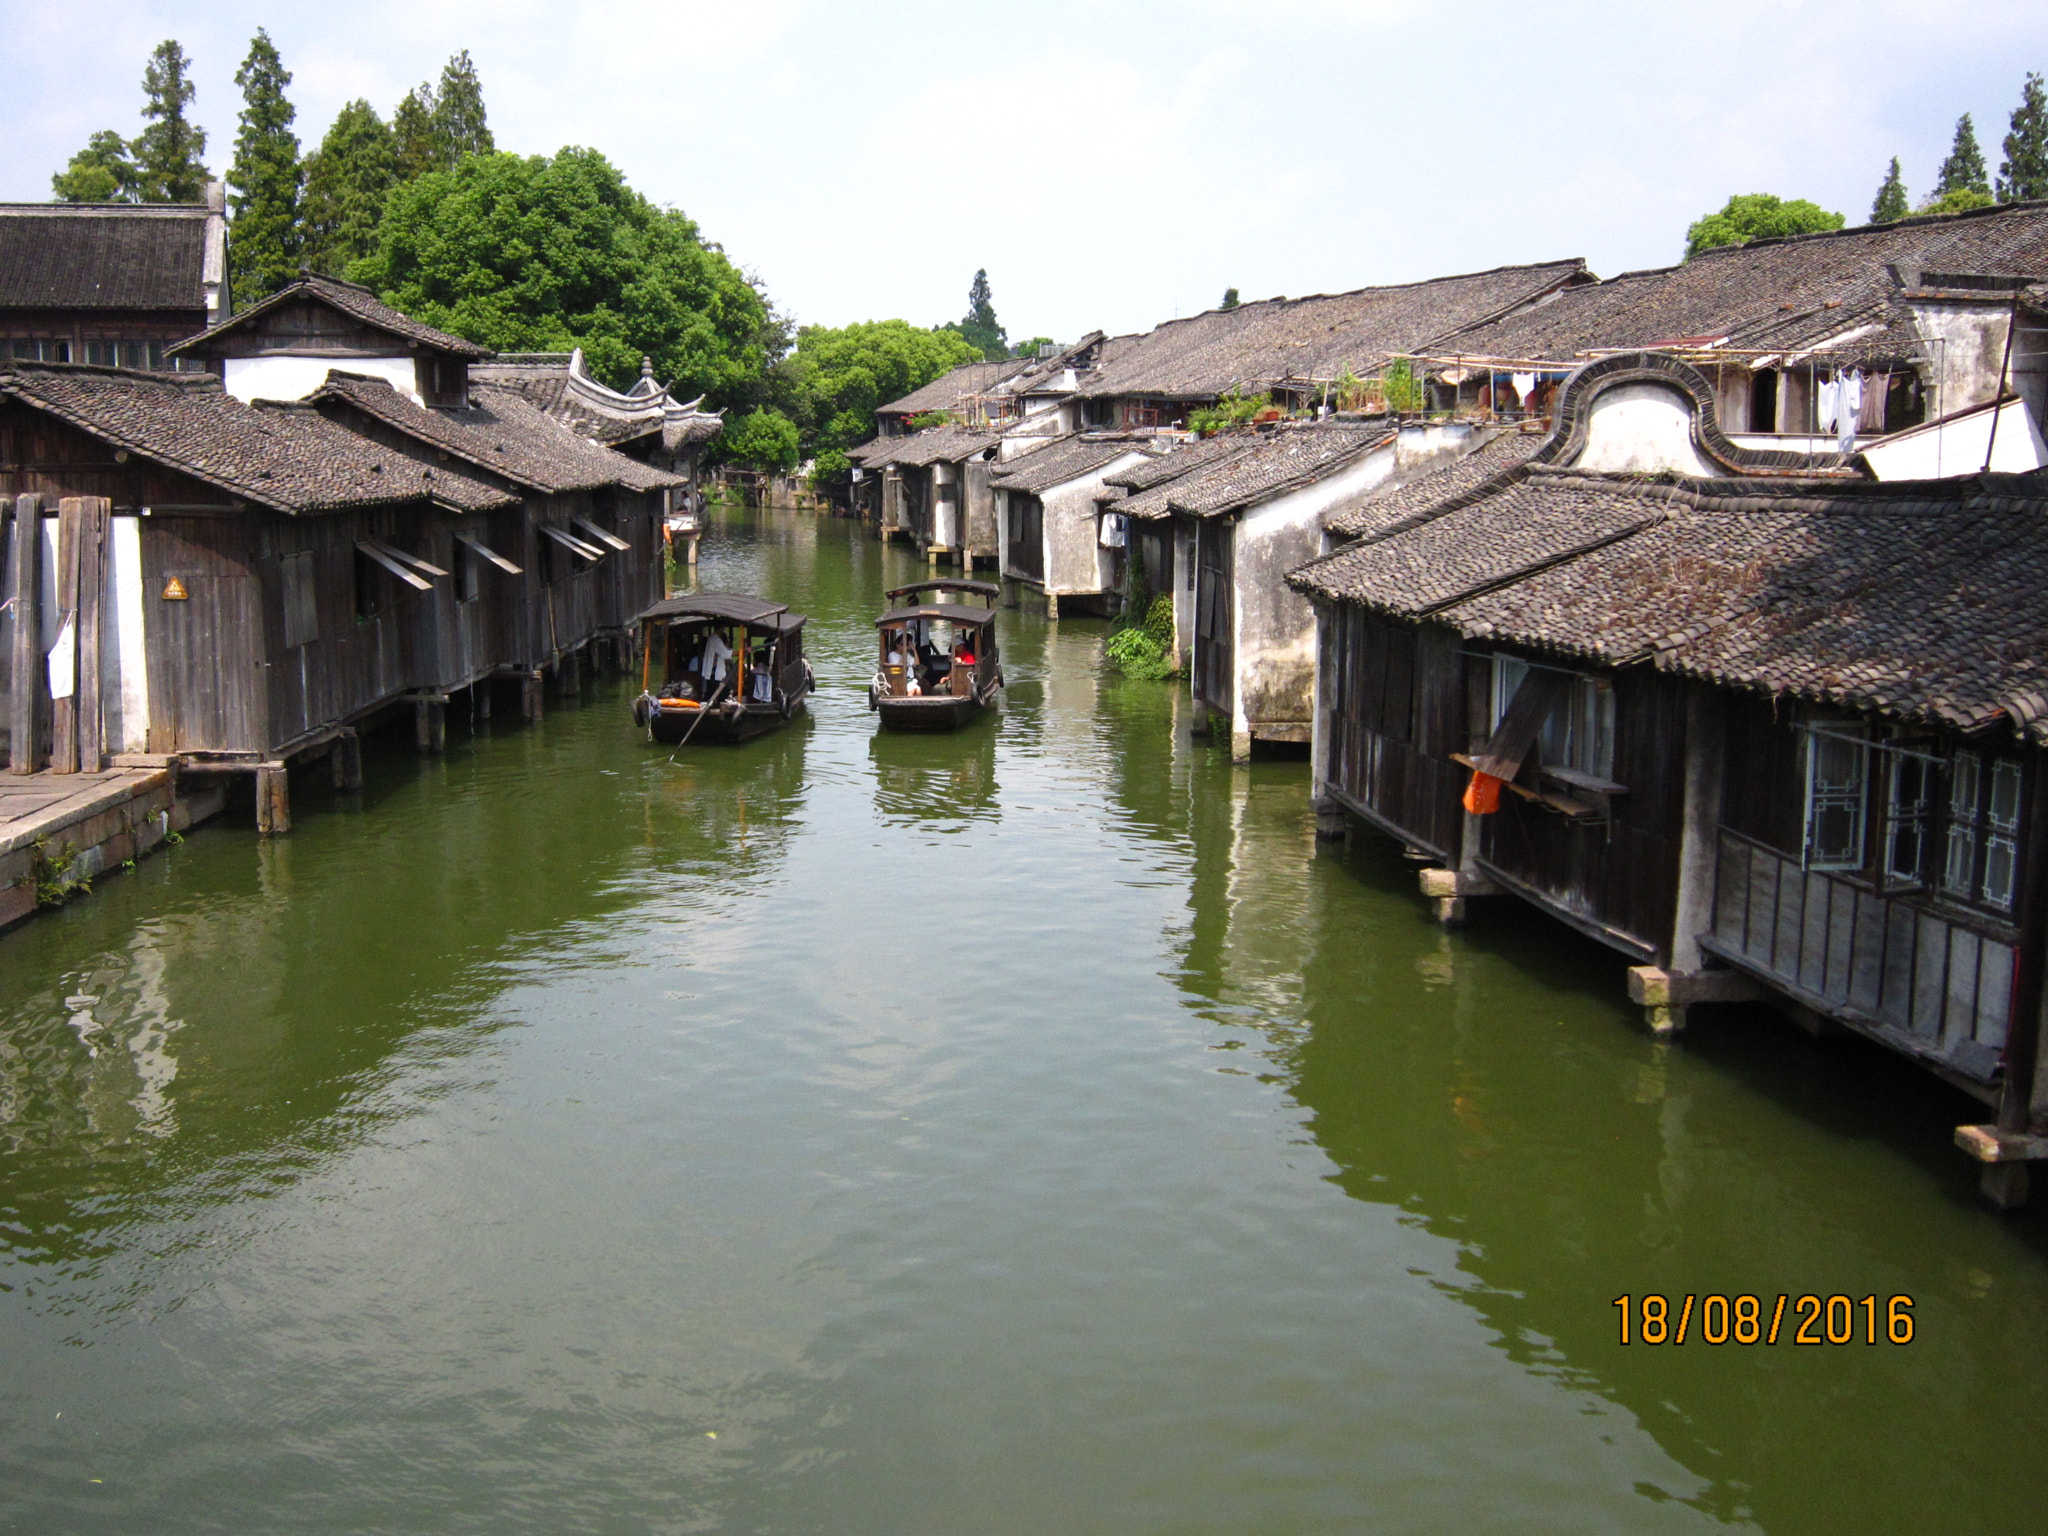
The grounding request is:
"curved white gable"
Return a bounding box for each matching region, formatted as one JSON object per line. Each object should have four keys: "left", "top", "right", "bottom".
{"left": 1572, "top": 381, "right": 1716, "bottom": 477}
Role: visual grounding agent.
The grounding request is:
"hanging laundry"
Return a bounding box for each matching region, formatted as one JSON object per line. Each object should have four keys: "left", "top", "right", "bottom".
{"left": 1511, "top": 372, "right": 1537, "bottom": 407}
{"left": 1098, "top": 512, "right": 1127, "bottom": 549}
{"left": 1816, "top": 373, "right": 1840, "bottom": 434}
{"left": 1858, "top": 370, "right": 1890, "bottom": 433}
{"left": 1837, "top": 370, "right": 1864, "bottom": 453}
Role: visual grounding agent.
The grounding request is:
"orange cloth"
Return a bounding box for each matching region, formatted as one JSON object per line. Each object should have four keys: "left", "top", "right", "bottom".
{"left": 1462, "top": 771, "right": 1504, "bottom": 815}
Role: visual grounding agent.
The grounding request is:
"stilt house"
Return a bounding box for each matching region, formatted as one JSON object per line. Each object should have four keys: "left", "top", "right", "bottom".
{"left": 1288, "top": 352, "right": 2048, "bottom": 1199}
{"left": 991, "top": 434, "right": 1158, "bottom": 615}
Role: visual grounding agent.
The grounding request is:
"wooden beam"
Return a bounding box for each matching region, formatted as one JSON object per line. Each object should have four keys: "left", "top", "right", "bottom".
{"left": 6, "top": 495, "right": 41, "bottom": 773}
{"left": 71, "top": 498, "right": 109, "bottom": 772}
{"left": 48, "top": 497, "right": 81, "bottom": 774}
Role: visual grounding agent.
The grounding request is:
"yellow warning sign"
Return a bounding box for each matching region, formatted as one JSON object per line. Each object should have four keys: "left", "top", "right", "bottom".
{"left": 162, "top": 577, "right": 188, "bottom": 600}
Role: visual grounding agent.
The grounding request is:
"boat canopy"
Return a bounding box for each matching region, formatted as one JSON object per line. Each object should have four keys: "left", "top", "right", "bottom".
{"left": 877, "top": 603, "right": 999, "bottom": 627}
{"left": 884, "top": 579, "right": 1000, "bottom": 604}
{"left": 638, "top": 592, "right": 790, "bottom": 626}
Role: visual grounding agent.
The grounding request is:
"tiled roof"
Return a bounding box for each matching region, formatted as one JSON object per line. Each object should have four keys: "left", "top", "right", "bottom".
{"left": 1292, "top": 463, "right": 2048, "bottom": 741}
{"left": 469, "top": 350, "right": 724, "bottom": 451}
{"left": 1072, "top": 259, "right": 1588, "bottom": 401}
{"left": 1101, "top": 432, "right": 1252, "bottom": 491}
{"left": 885, "top": 423, "right": 1004, "bottom": 468}
{"left": 989, "top": 434, "right": 1154, "bottom": 494}
{"left": 0, "top": 361, "right": 511, "bottom": 515}
{"left": 1160, "top": 422, "right": 1393, "bottom": 517}
{"left": 877, "top": 357, "right": 1034, "bottom": 416}
{"left": 0, "top": 203, "right": 210, "bottom": 312}
{"left": 1325, "top": 428, "right": 1547, "bottom": 539}
{"left": 312, "top": 372, "right": 679, "bottom": 495}
{"left": 1434, "top": 201, "right": 2048, "bottom": 365}
{"left": 168, "top": 272, "right": 492, "bottom": 359}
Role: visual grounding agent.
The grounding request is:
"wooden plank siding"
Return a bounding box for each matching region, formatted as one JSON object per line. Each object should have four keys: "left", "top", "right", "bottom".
{"left": 1708, "top": 828, "right": 2015, "bottom": 1079}
{"left": 1322, "top": 609, "right": 1466, "bottom": 860}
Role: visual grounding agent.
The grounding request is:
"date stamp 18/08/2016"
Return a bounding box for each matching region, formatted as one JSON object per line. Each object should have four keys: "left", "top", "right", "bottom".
{"left": 1612, "top": 1294, "right": 1915, "bottom": 1345}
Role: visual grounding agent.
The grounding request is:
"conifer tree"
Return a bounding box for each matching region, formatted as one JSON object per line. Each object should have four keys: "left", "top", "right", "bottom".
{"left": 1870, "top": 157, "right": 1909, "bottom": 222}
{"left": 391, "top": 84, "right": 443, "bottom": 182}
{"left": 226, "top": 30, "right": 302, "bottom": 300}
{"left": 954, "top": 269, "right": 1006, "bottom": 361}
{"left": 301, "top": 101, "right": 398, "bottom": 278}
{"left": 52, "top": 131, "right": 140, "bottom": 203}
{"left": 1934, "top": 113, "right": 1990, "bottom": 197}
{"left": 1220, "top": 287, "right": 1241, "bottom": 310}
{"left": 431, "top": 51, "right": 494, "bottom": 160}
{"left": 1998, "top": 72, "right": 2048, "bottom": 203}
{"left": 132, "top": 40, "right": 210, "bottom": 202}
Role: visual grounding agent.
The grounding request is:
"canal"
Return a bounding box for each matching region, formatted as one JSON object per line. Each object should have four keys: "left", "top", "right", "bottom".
{"left": 2, "top": 502, "right": 2046, "bottom": 1534}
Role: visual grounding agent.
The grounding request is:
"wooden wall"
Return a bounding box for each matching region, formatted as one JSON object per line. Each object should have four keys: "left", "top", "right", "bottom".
{"left": 1323, "top": 610, "right": 1466, "bottom": 859}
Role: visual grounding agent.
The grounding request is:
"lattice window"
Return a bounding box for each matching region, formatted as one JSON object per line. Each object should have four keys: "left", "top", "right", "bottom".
{"left": 1803, "top": 727, "right": 1868, "bottom": 871}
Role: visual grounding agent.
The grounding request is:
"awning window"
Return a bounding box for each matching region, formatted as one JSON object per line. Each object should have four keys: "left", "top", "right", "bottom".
{"left": 539, "top": 522, "right": 604, "bottom": 561}
{"left": 453, "top": 530, "right": 522, "bottom": 574}
{"left": 354, "top": 539, "right": 434, "bottom": 591}
{"left": 572, "top": 515, "right": 631, "bottom": 552}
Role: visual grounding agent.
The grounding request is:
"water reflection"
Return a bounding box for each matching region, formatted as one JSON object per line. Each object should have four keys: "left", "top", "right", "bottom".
{"left": 865, "top": 717, "right": 999, "bottom": 829}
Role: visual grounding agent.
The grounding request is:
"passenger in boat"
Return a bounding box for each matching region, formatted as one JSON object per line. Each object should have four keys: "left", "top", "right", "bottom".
{"left": 954, "top": 635, "right": 976, "bottom": 667}
{"left": 699, "top": 628, "right": 734, "bottom": 689}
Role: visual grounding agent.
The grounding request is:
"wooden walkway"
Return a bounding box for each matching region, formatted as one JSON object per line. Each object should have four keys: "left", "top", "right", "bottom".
{"left": 0, "top": 765, "right": 185, "bottom": 930}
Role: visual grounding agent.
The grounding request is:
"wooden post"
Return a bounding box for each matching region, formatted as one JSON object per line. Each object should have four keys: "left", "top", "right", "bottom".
{"left": 255, "top": 763, "right": 290, "bottom": 835}
{"left": 522, "top": 672, "right": 544, "bottom": 723}
{"left": 331, "top": 728, "right": 362, "bottom": 791}
{"left": 49, "top": 498, "right": 82, "bottom": 774}
{"left": 1646, "top": 685, "right": 1731, "bottom": 1033}
{"left": 71, "top": 498, "right": 109, "bottom": 772}
{"left": 6, "top": 494, "right": 41, "bottom": 774}
{"left": 415, "top": 695, "right": 446, "bottom": 754}
{"left": 474, "top": 679, "right": 492, "bottom": 722}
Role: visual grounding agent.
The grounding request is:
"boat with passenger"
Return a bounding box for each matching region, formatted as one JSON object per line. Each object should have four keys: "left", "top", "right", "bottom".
{"left": 869, "top": 580, "right": 1004, "bottom": 730}
{"left": 631, "top": 592, "right": 813, "bottom": 744}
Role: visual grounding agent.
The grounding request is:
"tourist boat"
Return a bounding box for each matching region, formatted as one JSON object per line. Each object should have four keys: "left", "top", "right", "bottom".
{"left": 869, "top": 579, "right": 1004, "bottom": 730}
{"left": 631, "top": 592, "right": 813, "bottom": 744}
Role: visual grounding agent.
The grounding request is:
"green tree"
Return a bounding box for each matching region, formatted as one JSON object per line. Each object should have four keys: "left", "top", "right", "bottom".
{"left": 1011, "top": 335, "right": 1056, "bottom": 359}
{"left": 392, "top": 84, "right": 443, "bottom": 182}
{"left": 432, "top": 50, "right": 494, "bottom": 160}
{"left": 1871, "top": 157, "right": 1909, "bottom": 222}
{"left": 353, "top": 147, "right": 770, "bottom": 405}
{"left": 1220, "top": 286, "right": 1241, "bottom": 310}
{"left": 52, "top": 131, "right": 140, "bottom": 203}
{"left": 301, "top": 101, "right": 397, "bottom": 277}
{"left": 226, "top": 30, "right": 302, "bottom": 301}
{"left": 1999, "top": 72, "right": 2048, "bottom": 203}
{"left": 1934, "top": 113, "right": 1990, "bottom": 197}
{"left": 715, "top": 407, "right": 801, "bottom": 472}
{"left": 780, "top": 320, "right": 981, "bottom": 485}
{"left": 1684, "top": 193, "right": 1845, "bottom": 258}
{"left": 1917, "top": 186, "right": 1995, "bottom": 215}
{"left": 132, "top": 39, "right": 210, "bottom": 202}
{"left": 950, "top": 268, "right": 1007, "bottom": 360}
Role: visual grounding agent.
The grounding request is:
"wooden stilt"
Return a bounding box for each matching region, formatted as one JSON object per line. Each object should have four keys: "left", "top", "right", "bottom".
{"left": 331, "top": 728, "right": 362, "bottom": 791}
{"left": 522, "top": 672, "right": 544, "bottom": 723}
{"left": 415, "top": 696, "right": 446, "bottom": 753}
{"left": 255, "top": 763, "right": 290, "bottom": 835}
{"left": 49, "top": 499, "right": 82, "bottom": 774}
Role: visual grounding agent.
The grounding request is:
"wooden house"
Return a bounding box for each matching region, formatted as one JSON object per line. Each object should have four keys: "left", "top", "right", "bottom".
{"left": 1104, "top": 420, "right": 1485, "bottom": 758}
{"left": 0, "top": 188, "right": 227, "bottom": 368}
{"left": 990, "top": 434, "right": 1158, "bottom": 616}
{"left": 0, "top": 361, "right": 515, "bottom": 823}
{"left": 1429, "top": 201, "right": 2048, "bottom": 455}
{"left": 1289, "top": 352, "right": 2048, "bottom": 1203}
{"left": 303, "top": 371, "right": 680, "bottom": 692}
{"left": 167, "top": 271, "right": 490, "bottom": 408}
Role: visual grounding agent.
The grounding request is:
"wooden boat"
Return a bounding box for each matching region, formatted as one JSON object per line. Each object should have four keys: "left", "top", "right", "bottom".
{"left": 631, "top": 592, "right": 813, "bottom": 744}
{"left": 869, "top": 579, "right": 1004, "bottom": 730}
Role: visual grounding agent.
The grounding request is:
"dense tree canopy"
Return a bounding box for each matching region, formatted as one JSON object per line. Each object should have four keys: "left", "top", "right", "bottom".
{"left": 133, "top": 40, "right": 210, "bottom": 202}
{"left": 226, "top": 30, "right": 302, "bottom": 301}
{"left": 2000, "top": 72, "right": 2048, "bottom": 203}
{"left": 717, "top": 408, "right": 802, "bottom": 473}
{"left": 353, "top": 147, "right": 770, "bottom": 403}
{"left": 51, "top": 39, "right": 209, "bottom": 203}
{"left": 948, "top": 269, "right": 1007, "bottom": 361}
{"left": 1935, "top": 114, "right": 1990, "bottom": 198}
{"left": 1871, "top": 158, "right": 1909, "bottom": 223}
{"left": 773, "top": 320, "right": 981, "bottom": 481}
{"left": 1684, "top": 193, "right": 1844, "bottom": 258}
{"left": 301, "top": 100, "right": 398, "bottom": 278}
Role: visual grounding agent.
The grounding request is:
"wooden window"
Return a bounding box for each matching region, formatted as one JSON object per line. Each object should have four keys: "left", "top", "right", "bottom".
{"left": 1491, "top": 656, "right": 1615, "bottom": 780}
{"left": 1943, "top": 752, "right": 2022, "bottom": 912}
{"left": 281, "top": 549, "right": 318, "bottom": 647}
{"left": 1883, "top": 747, "right": 1935, "bottom": 889}
{"left": 354, "top": 548, "right": 383, "bottom": 621}
{"left": 1802, "top": 726, "right": 1869, "bottom": 871}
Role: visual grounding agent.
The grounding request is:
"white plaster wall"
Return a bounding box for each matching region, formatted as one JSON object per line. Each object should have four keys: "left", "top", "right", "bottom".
{"left": 223, "top": 354, "right": 418, "bottom": 403}
{"left": 930, "top": 463, "right": 957, "bottom": 549}
{"left": 1910, "top": 302, "right": 2017, "bottom": 417}
{"left": 1571, "top": 381, "right": 1717, "bottom": 476}
{"left": 1230, "top": 445, "right": 1396, "bottom": 742}
{"left": 1860, "top": 397, "right": 2047, "bottom": 479}
{"left": 1043, "top": 450, "right": 1151, "bottom": 595}
{"left": 105, "top": 515, "right": 150, "bottom": 753}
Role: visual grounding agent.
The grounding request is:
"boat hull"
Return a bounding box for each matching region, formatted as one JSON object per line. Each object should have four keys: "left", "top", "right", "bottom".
{"left": 876, "top": 693, "right": 983, "bottom": 731}
{"left": 648, "top": 698, "right": 805, "bottom": 744}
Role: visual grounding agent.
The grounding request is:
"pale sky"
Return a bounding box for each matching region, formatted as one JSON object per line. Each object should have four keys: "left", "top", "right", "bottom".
{"left": 4, "top": 0, "right": 2045, "bottom": 344}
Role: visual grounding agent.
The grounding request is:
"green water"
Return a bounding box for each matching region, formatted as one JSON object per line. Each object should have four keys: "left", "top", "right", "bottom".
{"left": 2, "top": 503, "right": 2045, "bottom": 1534}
